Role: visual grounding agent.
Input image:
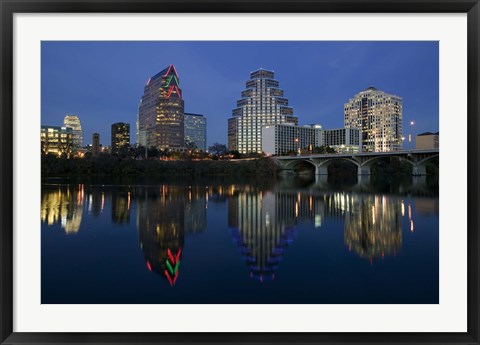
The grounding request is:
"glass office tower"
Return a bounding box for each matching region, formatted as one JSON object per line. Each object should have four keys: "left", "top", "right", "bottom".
{"left": 63, "top": 115, "right": 83, "bottom": 149}
{"left": 344, "top": 86, "right": 403, "bottom": 152}
{"left": 184, "top": 113, "right": 207, "bottom": 151}
{"left": 228, "top": 68, "right": 298, "bottom": 154}
{"left": 111, "top": 122, "right": 130, "bottom": 155}
{"left": 138, "top": 64, "right": 185, "bottom": 150}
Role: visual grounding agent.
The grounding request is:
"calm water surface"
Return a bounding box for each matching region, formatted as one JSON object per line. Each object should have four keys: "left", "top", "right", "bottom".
{"left": 41, "top": 175, "right": 439, "bottom": 304}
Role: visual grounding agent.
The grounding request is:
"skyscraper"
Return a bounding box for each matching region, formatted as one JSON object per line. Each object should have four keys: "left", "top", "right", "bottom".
{"left": 63, "top": 115, "right": 83, "bottom": 148}
{"left": 228, "top": 68, "right": 298, "bottom": 154}
{"left": 138, "top": 64, "right": 184, "bottom": 150}
{"left": 184, "top": 113, "right": 207, "bottom": 151}
{"left": 344, "top": 86, "right": 403, "bottom": 152}
{"left": 111, "top": 122, "right": 130, "bottom": 155}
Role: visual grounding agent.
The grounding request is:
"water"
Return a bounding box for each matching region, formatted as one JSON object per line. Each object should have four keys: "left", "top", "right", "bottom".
{"left": 41, "top": 175, "right": 439, "bottom": 304}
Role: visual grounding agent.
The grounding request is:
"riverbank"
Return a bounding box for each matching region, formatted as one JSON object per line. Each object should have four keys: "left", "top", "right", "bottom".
{"left": 41, "top": 155, "right": 278, "bottom": 177}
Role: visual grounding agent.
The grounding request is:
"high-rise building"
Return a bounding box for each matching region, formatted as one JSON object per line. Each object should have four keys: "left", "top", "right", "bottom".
{"left": 63, "top": 115, "right": 83, "bottom": 148}
{"left": 184, "top": 113, "right": 206, "bottom": 151}
{"left": 136, "top": 115, "right": 141, "bottom": 146}
{"left": 92, "top": 133, "right": 100, "bottom": 156}
{"left": 138, "top": 64, "right": 184, "bottom": 150}
{"left": 111, "top": 122, "right": 130, "bottom": 155}
{"left": 228, "top": 68, "right": 298, "bottom": 154}
{"left": 344, "top": 86, "right": 403, "bottom": 152}
{"left": 41, "top": 126, "right": 74, "bottom": 157}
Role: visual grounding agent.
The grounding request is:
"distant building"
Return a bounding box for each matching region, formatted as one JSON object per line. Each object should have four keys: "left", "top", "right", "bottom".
{"left": 323, "top": 128, "right": 361, "bottom": 153}
{"left": 344, "top": 86, "right": 403, "bottom": 152}
{"left": 184, "top": 113, "right": 207, "bottom": 151}
{"left": 63, "top": 115, "right": 83, "bottom": 148}
{"left": 228, "top": 68, "right": 298, "bottom": 154}
{"left": 41, "top": 126, "right": 74, "bottom": 157}
{"left": 416, "top": 132, "right": 439, "bottom": 149}
{"left": 262, "top": 124, "right": 361, "bottom": 156}
{"left": 135, "top": 116, "right": 141, "bottom": 147}
{"left": 92, "top": 133, "right": 100, "bottom": 156}
{"left": 262, "top": 124, "right": 322, "bottom": 156}
{"left": 138, "top": 64, "right": 184, "bottom": 150}
{"left": 111, "top": 122, "right": 130, "bottom": 155}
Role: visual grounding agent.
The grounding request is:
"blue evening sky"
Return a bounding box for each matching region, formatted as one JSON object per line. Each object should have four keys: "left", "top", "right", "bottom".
{"left": 41, "top": 41, "right": 438, "bottom": 148}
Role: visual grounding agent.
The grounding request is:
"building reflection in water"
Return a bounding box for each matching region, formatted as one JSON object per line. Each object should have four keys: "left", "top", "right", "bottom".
{"left": 136, "top": 185, "right": 207, "bottom": 286}
{"left": 41, "top": 184, "right": 84, "bottom": 235}
{"left": 228, "top": 190, "right": 298, "bottom": 282}
{"left": 42, "top": 181, "right": 431, "bottom": 284}
{"left": 86, "top": 187, "right": 105, "bottom": 217}
{"left": 228, "top": 188, "right": 408, "bottom": 278}
{"left": 111, "top": 190, "right": 131, "bottom": 224}
{"left": 343, "top": 194, "right": 402, "bottom": 262}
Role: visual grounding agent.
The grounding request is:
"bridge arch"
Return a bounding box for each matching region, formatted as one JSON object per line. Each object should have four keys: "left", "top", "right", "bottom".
{"left": 412, "top": 154, "right": 439, "bottom": 176}
{"left": 282, "top": 158, "right": 317, "bottom": 171}
{"left": 416, "top": 154, "right": 439, "bottom": 166}
{"left": 314, "top": 157, "right": 360, "bottom": 168}
{"left": 314, "top": 157, "right": 360, "bottom": 175}
{"left": 359, "top": 155, "right": 414, "bottom": 168}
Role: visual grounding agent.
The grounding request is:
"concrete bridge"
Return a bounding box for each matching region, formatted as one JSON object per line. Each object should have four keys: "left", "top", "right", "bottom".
{"left": 272, "top": 149, "right": 439, "bottom": 176}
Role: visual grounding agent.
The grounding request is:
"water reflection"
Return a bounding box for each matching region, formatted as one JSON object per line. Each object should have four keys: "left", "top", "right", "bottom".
{"left": 41, "top": 177, "right": 438, "bottom": 286}
{"left": 112, "top": 189, "right": 131, "bottom": 224}
{"left": 229, "top": 191, "right": 297, "bottom": 282}
{"left": 41, "top": 184, "right": 84, "bottom": 234}
{"left": 343, "top": 194, "right": 402, "bottom": 262}
{"left": 228, "top": 189, "right": 411, "bottom": 276}
{"left": 136, "top": 185, "right": 207, "bottom": 285}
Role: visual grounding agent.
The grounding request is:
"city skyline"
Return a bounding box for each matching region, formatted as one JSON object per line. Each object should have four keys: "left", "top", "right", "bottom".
{"left": 41, "top": 41, "right": 439, "bottom": 148}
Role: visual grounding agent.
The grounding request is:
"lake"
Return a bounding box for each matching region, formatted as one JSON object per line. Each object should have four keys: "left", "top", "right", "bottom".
{"left": 41, "top": 175, "right": 439, "bottom": 304}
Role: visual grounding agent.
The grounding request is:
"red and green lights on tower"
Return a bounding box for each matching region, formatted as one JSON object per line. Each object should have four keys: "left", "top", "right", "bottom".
{"left": 163, "top": 64, "right": 182, "bottom": 100}
{"left": 164, "top": 247, "right": 182, "bottom": 286}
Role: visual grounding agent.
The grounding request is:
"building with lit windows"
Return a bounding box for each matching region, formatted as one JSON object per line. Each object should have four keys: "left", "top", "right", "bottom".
{"left": 262, "top": 124, "right": 361, "bottom": 156}
{"left": 41, "top": 126, "right": 75, "bottom": 157}
{"left": 228, "top": 68, "right": 298, "bottom": 154}
{"left": 323, "top": 128, "right": 361, "bottom": 153}
{"left": 184, "top": 113, "right": 206, "bottom": 151}
{"left": 344, "top": 86, "right": 403, "bottom": 152}
{"left": 262, "top": 124, "right": 322, "bottom": 156}
{"left": 63, "top": 115, "right": 83, "bottom": 148}
{"left": 138, "top": 64, "right": 184, "bottom": 150}
{"left": 416, "top": 132, "right": 439, "bottom": 149}
{"left": 111, "top": 122, "right": 130, "bottom": 155}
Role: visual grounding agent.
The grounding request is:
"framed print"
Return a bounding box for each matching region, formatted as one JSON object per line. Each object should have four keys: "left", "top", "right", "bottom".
{"left": 1, "top": 0, "right": 479, "bottom": 344}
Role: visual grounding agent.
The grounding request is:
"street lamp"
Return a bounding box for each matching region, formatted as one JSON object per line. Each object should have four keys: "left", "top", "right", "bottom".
{"left": 408, "top": 120, "right": 415, "bottom": 145}
{"left": 294, "top": 138, "right": 299, "bottom": 156}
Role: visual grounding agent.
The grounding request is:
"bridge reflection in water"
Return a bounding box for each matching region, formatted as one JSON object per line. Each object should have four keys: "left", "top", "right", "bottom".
{"left": 41, "top": 177, "right": 438, "bottom": 287}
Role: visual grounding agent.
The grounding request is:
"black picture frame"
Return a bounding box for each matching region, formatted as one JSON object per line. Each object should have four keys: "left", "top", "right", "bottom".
{"left": 1, "top": 1, "right": 479, "bottom": 344}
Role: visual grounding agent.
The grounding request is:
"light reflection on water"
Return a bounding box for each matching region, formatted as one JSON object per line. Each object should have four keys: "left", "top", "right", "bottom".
{"left": 41, "top": 175, "right": 439, "bottom": 304}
